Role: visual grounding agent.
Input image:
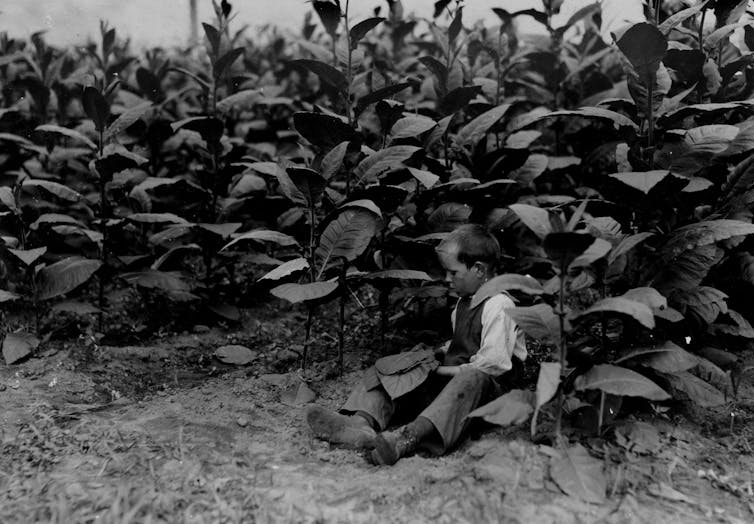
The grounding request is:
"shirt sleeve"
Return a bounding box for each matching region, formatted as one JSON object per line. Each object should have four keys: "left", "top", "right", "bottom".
{"left": 460, "top": 294, "right": 526, "bottom": 376}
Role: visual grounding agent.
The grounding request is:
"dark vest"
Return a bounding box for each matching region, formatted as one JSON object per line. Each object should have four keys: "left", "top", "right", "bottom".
{"left": 443, "top": 296, "right": 486, "bottom": 366}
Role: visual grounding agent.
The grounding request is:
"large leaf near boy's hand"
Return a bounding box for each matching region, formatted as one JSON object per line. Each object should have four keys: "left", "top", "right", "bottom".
{"left": 36, "top": 257, "right": 102, "bottom": 300}
{"left": 376, "top": 351, "right": 438, "bottom": 399}
{"left": 575, "top": 364, "right": 670, "bottom": 401}
{"left": 315, "top": 209, "right": 378, "bottom": 278}
{"left": 550, "top": 444, "right": 607, "bottom": 504}
{"left": 375, "top": 349, "right": 436, "bottom": 375}
{"left": 467, "top": 389, "right": 535, "bottom": 426}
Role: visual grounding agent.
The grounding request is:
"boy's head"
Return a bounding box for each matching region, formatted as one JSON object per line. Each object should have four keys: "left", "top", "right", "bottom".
{"left": 435, "top": 224, "right": 501, "bottom": 297}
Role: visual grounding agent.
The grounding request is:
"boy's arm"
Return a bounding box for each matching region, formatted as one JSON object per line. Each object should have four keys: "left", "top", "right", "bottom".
{"left": 460, "top": 294, "right": 524, "bottom": 376}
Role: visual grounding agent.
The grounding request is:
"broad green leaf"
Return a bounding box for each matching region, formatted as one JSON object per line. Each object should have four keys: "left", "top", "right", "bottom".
{"left": 375, "top": 349, "right": 435, "bottom": 375}
{"left": 339, "top": 199, "right": 382, "bottom": 217}
{"left": 663, "top": 371, "right": 726, "bottom": 407}
{"left": 216, "top": 89, "right": 263, "bottom": 113}
{"left": 202, "top": 22, "right": 222, "bottom": 55}
{"left": 406, "top": 167, "right": 439, "bottom": 189}
{"left": 22, "top": 179, "right": 83, "bottom": 202}
{"left": 418, "top": 56, "right": 449, "bottom": 96}
{"left": 616, "top": 22, "right": 667, "bottom": 85}
{"left": 9, "top": 247, "right": 47, "bottom": 266}
{"left": 527, "top": 107, "right": 639, "bottom": 131}
{"left": 222, "top": 230, "right": 299, "bottom": 251}
{"left": 321, "top": 141, "right": 350, "bottom": 180}
{"left": 609, "top": 170, "right": 679, "bottom": 194}
{"left": 616, "top": 341, "right": 698, "bottom": 374}
{"left": 467, "top": 389, "right": 535, "bottom": 426}
{"left": 349, "top": 17, "right": 384, "bottom": 49}
{"left": 354, "top": 82, "right": 413, "bottom": 117}
{"left": 287, "top": 167, "right": 326, "bottom": 204}
{"left": 653, "top": 244, "right": 723, "bottom": 294}
{"left": 576, "top": 297, "right": 655, "bottom": 329}
{"left": 390, "top": 115, "right": 437, "bottom": 139}
{"left": 661, "top": 220, "right": 754, "bottom": 261}
{"left": 509, "top": 204, "right": 551, "bottom": 240}
{"left": 361, "top": 270, "right": 432, "bottom": 282}
{"left": 471, "top": 274, "right": 544, "bottom": 309}
{"left": 215, "top": 345, "right": 257, "bottom": 365}
{"left": 0, "top": 290, "right": 20, "bottom": 303}
{"left": 377, "top": 355, "right": 439, "bottom": 400}
{"left": 620, "top": 287, "right": 667, "bottom": 312}
{"left": 353, "top": 146, "right": 421, "bottom": 185}
{"left": 213, "top": 47, "right": 244, "bottom": 80}
{"left": 625, "top": 61, "right": 671, "bottom": 119}
{"left": 293, "top": 112, "right": 358, "bottom": 149}
{"left": 684, "top": 125, "right": 739, "bottom": 156}
{"left": 291, "top": 59, "right": 348, "bottom": 92}
{"left": 271, "top": 280, "right": 339, "bottom": 304}
{"left": 36, "top": 257, "right": 102, "bottom": 300}
{"left": 50, "top": 301, "right": 100, "bottom": 315}
{"left": 659, "top": 1, "right": 709, "bottom": 35}
{"left": 544, "top": 232, "right": 595, "bottom": 269}
{"left": 313, "top": 0, "right": 341, "bottom": 37}
{"left": 230, "top": 173, "right": 267, "bottom": 197}
{"left": 531, "top": 362, "right": 560, "bottom": 438}
{"left": 0, "top": 187, "right": 18, "bottom": 213}
{"left": 127, "top": 213, "right": 190, "bottom": 225}
{"left": 607, "top": 232, "right": 653, "bottom": 265}
{"left": 150, "top": 244, "right": 200, "bottom": 271}
{"left": 575, "top": 364, "right": 670, "bottom": 400}
{"left": 194, "top": 222, "right": 243, "bottom": 238}
{"left": 510, "top": 154, "right": 549, "bottom": 186}
{"left": 671, "top": 286, "right": 727, "bottom": 324}
{"left": 259, "top": 258, "right": 310, "bottom": 281}
{"left": 30, "top": 213, "right": 84, "bottom": 230}
{"left": 427, "top": 202, "right": 471, "bottom": 233}
{"left": 569, "top": 238, "right": 612, "bottom": 270}
{"left": 82, "top": 86, "right": 110, "bottom": 132}
{"left": 315, "top": 209, "right": 378, "bottom": 278}
{"left": 171, "top": 116, "right": 224, "bottom": 144}
{"left": 120, "top": 270, "right": 191, "bottom": 292}
{"left": 504, "top": 304, "right": 559, "bottom": 344}
{"left": 3, "top": 332, "right": 40, "bottom": 365}
{"left": 35, "top": 124, "right": 96, "bottom": 149}
{"left": 455, "top": 104, "right": 511, "bottom": 148}
{"left": 104, "top": 101, "right": 153, "bottom": 141}
{"left": 550, "top": 444, "right": 607, "bottom": 504}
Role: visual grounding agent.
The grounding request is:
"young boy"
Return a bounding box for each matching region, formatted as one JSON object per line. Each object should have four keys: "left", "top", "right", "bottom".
{"left": 306, "top": 224, "right": 527, "bottom": 465}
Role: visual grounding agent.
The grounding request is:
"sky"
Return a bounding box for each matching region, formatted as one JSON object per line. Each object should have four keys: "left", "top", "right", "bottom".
{"left": 3, "top": 0, "right": 548, "bottom": 48}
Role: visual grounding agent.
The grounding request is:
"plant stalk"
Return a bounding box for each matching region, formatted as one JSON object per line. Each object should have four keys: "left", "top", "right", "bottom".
{"left": 302, "top": 304, "right": 314, "bottom": 369}
{"left": 554, "top": 269, "right": 567, "bottom": 439}
{"left": 338, "top": 261, "right": 347, "bottom": 376}
{"left": 97, "top": 129, "right": 106, "bottom": 332}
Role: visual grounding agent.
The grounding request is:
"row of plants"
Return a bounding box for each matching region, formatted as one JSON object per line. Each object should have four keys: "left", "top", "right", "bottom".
{"left": 2, "top": 0, "right": 754, "bottom": 490}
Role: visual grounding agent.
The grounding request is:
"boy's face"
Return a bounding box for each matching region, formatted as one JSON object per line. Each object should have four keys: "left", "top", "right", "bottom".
{"left": 437, "top": 244, "right": 486, "bottom": 297}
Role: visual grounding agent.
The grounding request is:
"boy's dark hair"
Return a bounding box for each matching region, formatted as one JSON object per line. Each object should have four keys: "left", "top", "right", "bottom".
{"left": 436, "top": 224, "right": 501, "bottom": 269}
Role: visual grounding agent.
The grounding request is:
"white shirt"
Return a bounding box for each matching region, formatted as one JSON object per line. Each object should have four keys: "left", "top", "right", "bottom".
{"left": 444, "top": 293, "right": 528, "bottom": 376}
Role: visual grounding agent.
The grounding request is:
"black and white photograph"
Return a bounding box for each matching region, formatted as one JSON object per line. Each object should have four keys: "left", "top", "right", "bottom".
{"left": 1, "top": 0, "right": 754, "bottom": 522}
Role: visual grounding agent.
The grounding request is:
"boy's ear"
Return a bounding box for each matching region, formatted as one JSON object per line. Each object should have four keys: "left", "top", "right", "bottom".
{"left": 472, "top": 261, "right": 487, "bottom": 276}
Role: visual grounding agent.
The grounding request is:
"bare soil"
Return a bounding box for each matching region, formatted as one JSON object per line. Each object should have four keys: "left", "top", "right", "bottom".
{"left": 1, "top": 305, "right": 754, "bottom": 523}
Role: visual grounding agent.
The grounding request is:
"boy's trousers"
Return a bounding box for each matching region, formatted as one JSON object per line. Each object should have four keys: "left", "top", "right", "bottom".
{"left": 341, "top": 366, "right": 500, "bottom": 454}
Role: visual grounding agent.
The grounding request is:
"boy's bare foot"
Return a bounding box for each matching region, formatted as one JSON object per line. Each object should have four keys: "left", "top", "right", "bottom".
{"left": 305, "top": 406, "right": 377, "bottom": 449}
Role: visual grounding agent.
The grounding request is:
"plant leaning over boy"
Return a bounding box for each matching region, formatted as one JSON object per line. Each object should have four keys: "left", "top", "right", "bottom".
{"left": 306, "top": 224, "right": 527, "bottom": 465}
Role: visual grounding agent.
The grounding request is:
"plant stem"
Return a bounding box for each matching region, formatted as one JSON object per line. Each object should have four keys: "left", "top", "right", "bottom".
{"left": 697, "top": 9, "right": 707, "bottom": 103}
{"left": 302, "top": 304, "right": 314, "bottom": 369}
{"left": 97, "top": 129, "right": 106, "bottom": 333}
{"left": 344, "top": 0, "right": 353, "bottom": 128}
{"left": 338, "top": 261, "right": 347, "bottom": 376}
{"left": 554, "top": 269, "right": 567, "bottom": 439}
{"left": 308, "top": 204, "right": 316, "bottom": 282}
{"left": 646, "top": 73, "right": 655, "bottom": 168}
{"left": 598, "top": 390, "right": 606, "bottom": 434}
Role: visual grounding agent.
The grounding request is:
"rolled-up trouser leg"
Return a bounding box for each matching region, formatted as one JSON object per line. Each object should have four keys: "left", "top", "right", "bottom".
{"left": 340, "top": 366, "right": 394, "bottom": 431}
{"left": 418, "top": 368, "right": 498, "bottom": 454}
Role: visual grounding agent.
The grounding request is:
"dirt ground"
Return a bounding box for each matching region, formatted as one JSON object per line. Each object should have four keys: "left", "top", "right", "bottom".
{"left": 2, "top": 304, "right": 754, "bottom": 524}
